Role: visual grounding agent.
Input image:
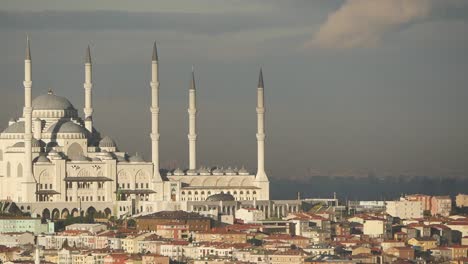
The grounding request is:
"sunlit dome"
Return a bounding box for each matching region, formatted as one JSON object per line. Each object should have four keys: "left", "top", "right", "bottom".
{"left": 32, "top": 93, "right": 75, "bottom": 111}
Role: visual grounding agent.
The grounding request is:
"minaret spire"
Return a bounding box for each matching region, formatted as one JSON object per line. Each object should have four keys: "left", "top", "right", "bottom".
{"left": 84, "top": 45, "right": 93, "bottom": 133}
{"left": 188, "top": 66, "right": 197, "bottom": 171}
{"left": 258, "top": 67, "right": 264, "bottom": 88}
{"left": 26, "top": 36, "right": 31, "bottom": 60}
{"left": 150, "top": 42, "right": 162, "bottom": 182}
{"left": 255, "top": 67, "right": 269, "bottom": 199}
{"left": 22, "top": 36, "right": 35, "bottom": 202}
{"left": 152, "top": 42, "right": 158, "bottom": 62}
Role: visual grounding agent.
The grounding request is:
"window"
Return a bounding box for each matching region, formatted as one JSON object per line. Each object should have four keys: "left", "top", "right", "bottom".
{"left": 17, "top": 163, "right": 23, "bottom": 177}
{"left": 146, "top": 183, "right": 149, "bottom": 188}
{"left": 6, "top": 162, "right": 10, "bottom": 177}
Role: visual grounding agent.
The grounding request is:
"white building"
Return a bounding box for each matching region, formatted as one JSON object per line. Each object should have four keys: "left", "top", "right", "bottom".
{"left": 235, "top": 207, "right": 265, "bottom": 223}
{"left": 363, "top": 219, "right": 386, "bottom": 238}
{"left": 0, "top": 40, "right": 270, "bottom": 218}
{"left": 386, "top": 200, "right": 423, "bottom": 219}
{"left": 65, "top": 223, "right": 107, "bottom": 234}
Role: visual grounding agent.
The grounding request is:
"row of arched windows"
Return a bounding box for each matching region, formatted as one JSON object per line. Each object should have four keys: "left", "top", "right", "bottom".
{"left": 181, "top": 190, "right": 257, "bottom": 195}
{"left": 5, "top": 162, "right": 22, "bottom": 178}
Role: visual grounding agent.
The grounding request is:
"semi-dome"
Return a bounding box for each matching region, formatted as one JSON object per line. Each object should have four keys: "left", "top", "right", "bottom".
{"left": 47, "top": 121, "right": 87, "bottom": 134}
{"left": 99, "top": 136, "right": 117, "bottom": 148}
{"left": 10, "top": 138, "right": 44, "bottom": 148}
{"left": 206, "top": 193, "right": 235, "bottom": 202}
{"left": 2, "top": 121, "right": 25, "bottom": 134}
{"left": 32, "top": 94, "right": 75, "bottom": 110}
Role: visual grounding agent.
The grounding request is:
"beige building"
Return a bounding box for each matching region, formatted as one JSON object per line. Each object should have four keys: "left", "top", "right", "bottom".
{"left": 386, "top": 200, "right": 423, "bottom": 219}
{"left": 363, "top": 219, "right": 386, "bottom": 238}
{"left": 407, "top": 237, "right": 438, "bottom": 251}
{"left": 194, "top": 230, "right": 247, "bottom": 244}
{"left": 141, "top": 254, "right": 169, "bottom": 264}
{"left": 431, "top": 196, "right": 452, "bottom": 217}
{"left": 456, "top": 194, "right": 468, "bottom": 208}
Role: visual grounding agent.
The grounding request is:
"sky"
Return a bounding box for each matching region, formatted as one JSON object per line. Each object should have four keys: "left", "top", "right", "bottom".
{"left": 1, "top": 0, "right": 468, "bottom": 179}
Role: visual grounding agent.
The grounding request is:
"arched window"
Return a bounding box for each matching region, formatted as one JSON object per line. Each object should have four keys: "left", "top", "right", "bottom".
{"left": 181, "top": 191, "right": 185, "bottom": 195}
{"left": 67, "top": 142, "right": 83, "bottom": 160}
{"left": 6, "top": 162, "right": 11, "bottom": 177}
{"left": 253, "top": 191, "right": 257, "bottom": 195}
{"left": 240, "top": 191, "right": 243, "bottom": 194}
{"left": 188, "top": 191, "right": 192, "bottom": 195}
{"left": 201, "top": 191, "right": 205, "bottom": 195}
{"left": 195, "top": 191, "right": 198, "bottom": 195}
{"left": 17, "top": 163, "right": 23, "bottom": 178}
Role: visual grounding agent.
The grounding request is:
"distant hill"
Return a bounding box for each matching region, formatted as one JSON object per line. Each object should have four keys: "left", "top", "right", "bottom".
{"left": 271, "top": 175, "right": 468, "bottom": 201}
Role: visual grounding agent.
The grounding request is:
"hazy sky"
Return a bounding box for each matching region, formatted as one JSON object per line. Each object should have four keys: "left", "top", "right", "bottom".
{"left": 1, "top": 0, "right": 468, "bottom": 179}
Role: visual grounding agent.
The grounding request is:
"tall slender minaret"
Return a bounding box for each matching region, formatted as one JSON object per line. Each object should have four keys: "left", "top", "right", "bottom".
{"left": 255, "top": 68, "right": 269, "bottom": 199}
{"left": 188, "top": 67, "right": 197, "bottom": 171}
{"left": 150, "top": 42, "right": 162, "bottom": 181}
{"left": 84, "top": 45, "right": 93, "bottom": 132}
{"left": 22, "top": 37, "right": 35, "bottom": 202}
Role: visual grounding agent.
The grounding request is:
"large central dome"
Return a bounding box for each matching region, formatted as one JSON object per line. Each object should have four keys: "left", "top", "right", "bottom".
{"left": 32, "top": 94, "right": 75, "bottom": 111}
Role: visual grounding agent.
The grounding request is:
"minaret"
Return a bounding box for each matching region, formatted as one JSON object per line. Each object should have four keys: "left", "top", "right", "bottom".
{"left": 188, "top": 67, "right": 197, "bottom": 171}
{"left": 22, "top": 37, "right": 35, "bottom": 202}
{"left": 255, "top": 68, "right": 269, "bottom": 199}
{"left": 84, "top": 45, "right": 93, "bottom": 133}
{"left": 150, "top": 42, "right": 162, "bottom": 181}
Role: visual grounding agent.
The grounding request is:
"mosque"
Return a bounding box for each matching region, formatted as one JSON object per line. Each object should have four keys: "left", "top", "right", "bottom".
{"left": 0, "top": 39, "right": 290, "bottom": 220}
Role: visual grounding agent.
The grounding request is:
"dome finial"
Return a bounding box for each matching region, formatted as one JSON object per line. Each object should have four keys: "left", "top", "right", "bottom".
{"left": 48, "top": 88, "right": 53, "bottom": 95}
{"left": 152, "top": 41, "right": 158, "bottom": 61}
{"left": 85, "top": 45, "right": 92, "bottom": 64}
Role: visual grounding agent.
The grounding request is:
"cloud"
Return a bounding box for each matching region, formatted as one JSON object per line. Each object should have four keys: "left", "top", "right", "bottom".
{"left": 307, "top": 0, "right": 466, "bottom": 49}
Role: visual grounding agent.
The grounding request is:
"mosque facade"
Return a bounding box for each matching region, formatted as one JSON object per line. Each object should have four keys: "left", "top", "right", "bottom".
{"left": 0, "top": 40, "right": 272, "bottom": 219}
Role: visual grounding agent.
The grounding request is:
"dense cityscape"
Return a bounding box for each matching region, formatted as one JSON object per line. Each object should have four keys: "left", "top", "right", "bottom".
{"left": 0, "top": 193, "right": 467, "bottom": 263}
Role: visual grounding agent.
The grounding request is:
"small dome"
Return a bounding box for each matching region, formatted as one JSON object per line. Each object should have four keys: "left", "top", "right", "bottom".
{"left": 173, "top": 168, "right": 184, "bottom": 175}
{"left": 206, "top": 193, "right": 235, "bottom": 202}
{"left": 198, "top": 167, "right": 210, "bottom": 175}
{"left": 32, "top": 94, "right": 75, "bottom": 110}
{"left": 212, "top": 167, "right": 224, "bottom": 175}
{"left": 99, "top": 136, "right": 117, "bottom": 148}
{"left": 47, "top": 121, "right": 87, "bottom": 134}
{"left": 186, "top": 169, "right": 197, "bottom": 175}
{"left": 224, "top": 167, "right": 236, "bottom": 175}
{"left": 238, "top": 166, "right": 249, "bottom": 175}
{"left": 128, "top": 153, "right": 145, "bottom": 163}
{"left": 2, "top": 121, "right": 25, "bottom": 134}
{"left": 35, "top": 155, "right": 50, "bottom": 163}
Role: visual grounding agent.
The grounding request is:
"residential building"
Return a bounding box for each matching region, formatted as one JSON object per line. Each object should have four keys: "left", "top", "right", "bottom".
{"left": 0, "top": 217, "right": 54, "bottom": 234}
{"left": 407, "top": 237, "right": 438, "bottom": 251}
{"left": 431, "top": 196, "right": 452, "bottom": 217}
{"left": 386, "top": 200, "right": 423, "bottom": 219}
{"left": 456, "top": 194, "right": 468, "bottom": 208}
